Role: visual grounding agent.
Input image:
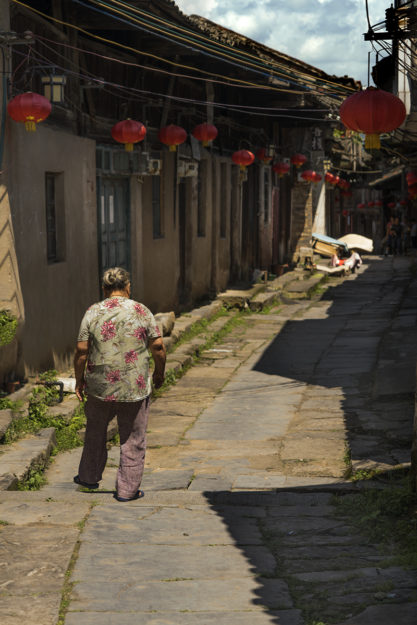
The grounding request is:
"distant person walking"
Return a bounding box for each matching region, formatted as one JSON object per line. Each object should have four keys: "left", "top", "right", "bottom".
{"left": 73, "top": 267, "right": 166, "bottom": 501}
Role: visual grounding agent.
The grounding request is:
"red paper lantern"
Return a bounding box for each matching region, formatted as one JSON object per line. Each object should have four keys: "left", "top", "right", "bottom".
{"left": 339, "top": 179, "right": 350, "bottom": 190}
{"left": 8, "top": 91, "right": 51, "bottom": 131}
{"left": 159, "top": 124, "right": 187, "bottom": 151}
{"left": 340, "top": 87, "right": 406, "bottom": 150}
{"left": 256, "top": 148, "right": 273, "bottom": 164}
{"left": 111, "top": 119, "right": 146, "bottom": 152}
{"left": 368, "top": 201, "right": 375, "bottom": 207}
{"left": 301, "top": 169, "right": 315, "bottom": 182}
{"left": 290, "top": 153, "right": 307, "bottom": 168}
{"left": 192, "top": 123, "right": 218, "bottom": 147}
{"left": 312, "top": 172, "right": 322, "bottom": 183}
{"left": 357, "top": 203, "right": 366, "bottom": 209}
{"left": 332, "top": 176, "right": 340, "bottom": 186}
{"left": 388, "top": 201, "right": 396, "bottom": 208}
{"left": 408, "top": 186, "right": 417, "bottom": 199}
{"left": 325, "top": 172, "right": 335, "bottom": 184}
{"left": 406, "top": 171, "right": 417, "bottom": 187}
{"left": 375, "top": 200, "right": 383, "bottom": 207}
{"left": 400, "top": 199, "right": 408, "bottom": 206}
{"left": 232, "top": 149, "right": 255, "bottom": 170}
{"left": 342, "top": 209, "right": 349, "bottom": 217}
{"left": 272, "top": 162, "right": 290, "bottom": 177}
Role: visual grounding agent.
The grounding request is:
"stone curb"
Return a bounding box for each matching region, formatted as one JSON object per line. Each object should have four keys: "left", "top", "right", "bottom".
{"left": 0, "top": 427, "right": 56, "bottom": 490}
{"left": 0, "top": 409, "right": 13, "bottom": 439}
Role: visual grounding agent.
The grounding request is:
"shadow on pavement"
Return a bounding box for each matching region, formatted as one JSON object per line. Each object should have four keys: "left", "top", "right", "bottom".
{"left": 252, "top": 256, "right": 416, "bottom": 475}
{"left": 203, "top": 257, "right": 417, "bottom": 623}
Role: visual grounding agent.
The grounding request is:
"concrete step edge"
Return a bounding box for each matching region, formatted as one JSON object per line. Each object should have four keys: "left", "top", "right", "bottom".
{"left": 0, "top": 427, "right": 56, "bottom": 490}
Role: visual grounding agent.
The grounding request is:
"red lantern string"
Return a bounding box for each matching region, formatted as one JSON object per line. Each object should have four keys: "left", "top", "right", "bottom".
{"left": 159, "top": 124, "right": 187, "bottom": 152}
{"left": 290, "top": 153, "right": 307, "bottom": 168}
{"left": 272, "top": 162, "right": 290, "bottom": 177}
{"left": 192, "top": 123, "right": 218, "bottom": 147}
{"left": 340, "top": 87, "right": 406, "bottom": 150}
{"left": 301, "top": 169, "right": 315, "bottom": 182}
{"left": 232, "top": 149, "right": 255, "bottom": 170}
{"left": 8, "top": 92, "right": 51, "bottom": 132}
{"left": 111, "top": 119, "right": 146, "bottom": 152}
{"left": 256, "top": 148, "right": 273, "bottom": 164}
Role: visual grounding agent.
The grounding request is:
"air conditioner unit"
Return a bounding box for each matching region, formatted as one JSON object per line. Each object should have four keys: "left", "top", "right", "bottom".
{"left": 178, "top": 160, "right": 198, "bottom": 178}
{"left": 147, "top": 159, "right": 161, "bottom": 175}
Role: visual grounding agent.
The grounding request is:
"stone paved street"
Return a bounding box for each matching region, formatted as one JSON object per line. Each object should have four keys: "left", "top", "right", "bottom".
{"left": 1, "top": 256, "right": 417, "bottom": 625}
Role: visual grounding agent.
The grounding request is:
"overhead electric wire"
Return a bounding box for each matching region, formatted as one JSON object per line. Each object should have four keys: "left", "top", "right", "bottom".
{"left": 13, "top": 0, "right": 326, "bottom": 97}
{"left": 13, "top": 45, "right": 332, "bottom": 122}
{"left": 73, "top": 0, "right": 290, "bottom": 88}
{"left": 32, "top": 32, "right": 305, "bottom": 95}
{"left": 87, "top": 0, "right": 355, "bottom": 95}
{"left": 12, "top": 0, "right": 353, "bottom": 101}
{"left": 76, "top": 0, "right": 348, "bottom": 98}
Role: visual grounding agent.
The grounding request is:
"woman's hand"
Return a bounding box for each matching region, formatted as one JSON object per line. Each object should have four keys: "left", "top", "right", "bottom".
{"left": 152, "top": 371, "right": 165, "bottom": 389}
{"left": 75, "top": 380, "right": 85, "bottom": 402}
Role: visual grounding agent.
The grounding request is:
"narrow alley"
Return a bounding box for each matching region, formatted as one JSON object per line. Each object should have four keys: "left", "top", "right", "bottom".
{"left": 1, "top": 256, "right": 417, "bottom": 625}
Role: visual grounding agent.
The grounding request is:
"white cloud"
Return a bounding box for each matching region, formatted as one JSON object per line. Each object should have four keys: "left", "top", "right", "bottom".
{"left": 174, "top": 0, "right": 390, "bottom": 84}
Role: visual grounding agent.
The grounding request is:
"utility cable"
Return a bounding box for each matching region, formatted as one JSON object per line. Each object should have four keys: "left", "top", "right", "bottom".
{"left": 76, "top": 0, "right": 345, "bottom": 97}
{"left": 88, "top": 0, "right": 355, "bottom": 95}
{"left": 14, "top": 46, "right": 332, "bottom": 121}
{"left": 13, "top": 0, "right": 323, "bottom": 97}
{"left": 32, "top": 32, "right": 306, "bottom": 95}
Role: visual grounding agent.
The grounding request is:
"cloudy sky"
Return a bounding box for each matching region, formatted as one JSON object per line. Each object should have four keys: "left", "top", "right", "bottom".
{"left": 174, "top": 0, "right": 389, "bottom": 85}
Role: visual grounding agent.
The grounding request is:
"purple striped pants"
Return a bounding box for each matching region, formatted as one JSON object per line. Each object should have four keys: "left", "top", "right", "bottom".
{"left": 78, "top": 394, "right": 149, "bottom": 499}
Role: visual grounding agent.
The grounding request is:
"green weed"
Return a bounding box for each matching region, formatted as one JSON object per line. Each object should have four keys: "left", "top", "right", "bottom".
{"left": 334, "top": 483, "right": 417, "bottom": 568}
{"left": 17, "top": 463, "right": 48, "bottom": 490}
{"left": 0, "top": 310, "right": 18, "bottom": 346}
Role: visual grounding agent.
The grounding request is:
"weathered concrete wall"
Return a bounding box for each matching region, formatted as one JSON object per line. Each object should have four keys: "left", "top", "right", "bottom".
{"left": 191, "top": 157, "right": 213, "bottom": 303}
{"left": 0, "top": 2, "right": 24, "bottom": 382}
{"left": 215, "top": 160, "right": 232, "bottom": 293}
{"left": 312, "top": 182, "right": 326, "bottom": 235}
{"left": 141, "top": 153, "right": 180, "bottom": 312}
{"left": 411, "top": 391, "right": 417, "bottom": 492}
{"left": 258, "top": 164, "right": 274, "bottom": 270}
{"left": 8, "top": 124, "right": 98, "bottom": 372}
{"left": 290, "top": 180, "right": 313, "bottom": 259}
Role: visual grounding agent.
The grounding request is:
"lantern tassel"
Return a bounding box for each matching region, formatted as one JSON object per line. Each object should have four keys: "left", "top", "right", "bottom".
{"left": 169, "top": 145, "right": 177, "bottom": 152}
{"left": 25, "top": 120, "right": 36, "bottom": 132}
{"left": 365, "top": 133, "right": 381, "bottom": 150}
{"left": 124, "top": 143, "right": 133, "bottom": 152}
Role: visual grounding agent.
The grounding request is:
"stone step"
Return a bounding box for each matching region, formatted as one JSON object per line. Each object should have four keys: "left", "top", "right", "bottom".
{"left": 249, "top": 290, "right": 279, "bottom": 312}
{"left": 0, "top": 409, "right": 13, "bottom": 440}
{"left": 0, "top": 427, "right": 56, "bottom": 490}
{"left": 46, "top": 396, "right": 80, "bottom": 421}
{"left": 218, "top": 283, "right": 266, "bottom": 308}
{"left": 166, "top": 315, "right": 233, "bottom": 374}
{"left": 283, "top": 275, "right": 324, "bottom": 299}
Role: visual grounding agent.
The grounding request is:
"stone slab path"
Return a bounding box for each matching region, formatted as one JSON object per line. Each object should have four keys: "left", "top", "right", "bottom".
{"left": 1, "top": 257, "right": 417, "bottom": 625}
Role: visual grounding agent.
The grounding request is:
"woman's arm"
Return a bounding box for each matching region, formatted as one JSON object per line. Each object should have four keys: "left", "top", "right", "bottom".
{"left": 74, "top": 340, "right": 89, "bottom": 401}
{"left": 149, "top": 337, "right": 166, "bottom": 389}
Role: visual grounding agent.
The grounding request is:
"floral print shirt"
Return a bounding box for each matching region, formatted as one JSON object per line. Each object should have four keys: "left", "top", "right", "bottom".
{"left": 77, "top": 296, "right": 161, "bottom": 402}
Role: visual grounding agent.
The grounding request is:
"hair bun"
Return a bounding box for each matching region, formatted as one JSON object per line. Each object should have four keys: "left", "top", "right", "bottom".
{"left": 102, "top": 267, "right": 130, "bottom": 292}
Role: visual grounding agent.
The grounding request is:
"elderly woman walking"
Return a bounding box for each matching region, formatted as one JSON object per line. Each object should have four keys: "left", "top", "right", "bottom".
{"left": 73, "top": 267, "right": 166, "bottom": 501}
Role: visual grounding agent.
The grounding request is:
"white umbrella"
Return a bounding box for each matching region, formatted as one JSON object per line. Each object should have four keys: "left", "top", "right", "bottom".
{"left": 338, "top": 234, "right": 373, "bottom": 253}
